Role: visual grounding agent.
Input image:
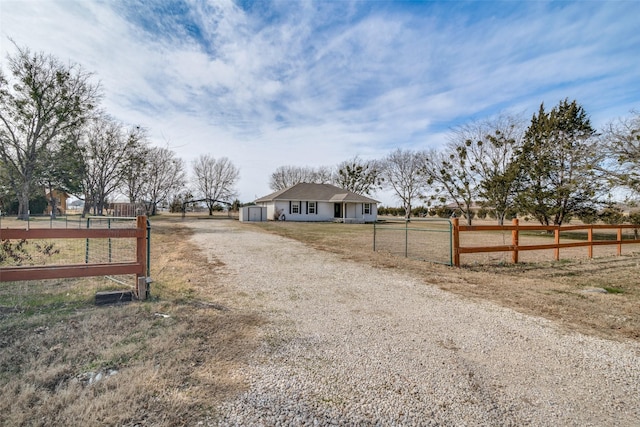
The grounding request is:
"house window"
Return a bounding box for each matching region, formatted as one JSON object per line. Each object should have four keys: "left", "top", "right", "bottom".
{"left": 308, "top": 202, "right": 316, "bottom": 214}
{"left": 292, "top": 202, "right": 300, "bottom": 214}
{"left": 364, "top": 203, "right": 371, "bottom": 215}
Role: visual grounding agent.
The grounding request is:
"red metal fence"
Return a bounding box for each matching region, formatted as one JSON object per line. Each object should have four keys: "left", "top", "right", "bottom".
{"left": 0, "top": 216, "right": 148, "bottom": 282}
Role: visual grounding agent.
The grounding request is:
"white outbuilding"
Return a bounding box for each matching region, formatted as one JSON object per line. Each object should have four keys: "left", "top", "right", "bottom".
{"left": 239, "top": 205, "right": 268, "bottom": 222}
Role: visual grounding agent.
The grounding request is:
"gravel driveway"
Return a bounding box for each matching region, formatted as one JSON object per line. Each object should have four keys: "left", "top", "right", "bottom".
{"left": 188, "top": 219, "right": 640, "bottom": 426}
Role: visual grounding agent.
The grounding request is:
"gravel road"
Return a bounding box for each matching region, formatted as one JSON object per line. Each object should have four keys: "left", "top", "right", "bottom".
{"left": 188, "top": 219, "right": 640, "bottom": 426}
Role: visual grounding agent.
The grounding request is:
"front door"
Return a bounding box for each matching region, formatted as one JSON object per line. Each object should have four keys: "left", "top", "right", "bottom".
{"left": 334, "top": 203, "right": 342, "bottom": 218}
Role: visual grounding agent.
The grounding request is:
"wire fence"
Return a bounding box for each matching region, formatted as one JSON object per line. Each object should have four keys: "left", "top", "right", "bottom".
{"left": 0, "top": 216, "right": 150, "bottom": 289}
{"left": 373, "top": 218, "right": 453, "bottom": 265}
{"left": 1, "top": 216, "right": 139, "bottom": 265}
{"left": 0, "top": 214, "right": 88, "bottom": 230}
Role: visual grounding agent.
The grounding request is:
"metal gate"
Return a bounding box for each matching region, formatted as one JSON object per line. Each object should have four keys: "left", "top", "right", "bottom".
{"left": 373, "top": 218, "right": 453, "bottom": 265}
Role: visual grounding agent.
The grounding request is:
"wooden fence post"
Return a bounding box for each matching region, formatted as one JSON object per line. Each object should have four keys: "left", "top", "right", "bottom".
{"left": 452, "top": 217, "right": 460, "bottom": 267}
{"left": 588, "top": 226, "right": 593, "bottom": 258}
{"left": 511, "top": 218, "right": 519, "bottom": 264}
{"left": 136, "top": 216, "right": 148, "bottom": 278}
{"left": 617, "top": 226, "right": 623, "bottom": 256}
{"left": 554, "top": 227, "right": 560, "bottom": 261}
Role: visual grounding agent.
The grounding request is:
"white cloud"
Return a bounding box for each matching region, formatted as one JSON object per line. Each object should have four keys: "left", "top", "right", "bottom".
{"left": 1, "top": 0, "right": 639, "bottom": 206}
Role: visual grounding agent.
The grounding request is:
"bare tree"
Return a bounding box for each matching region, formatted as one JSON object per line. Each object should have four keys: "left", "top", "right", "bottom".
{"left": 121, "top": 131, "right": 152, "bottom": 206}
{"left": 421, "top": 146, "right": 479, "bottom": 225}
{"left": 423, "top": 114, "right": 525, "bottom": 225}
{"left": 0, "top": 44, "right": 100, "bottom": 219}
{"left": 313, "top": 166, "right": 334, "bottom": 185}
{"left": 268, "top": 165, "right": 332, "bottom": 191}
{"left": 137, "top": 147, "right": 186, "bottom": 216}
{"left": 472, "top": 115, "right": 524, "bottom": 224}
{"left": 192, "top": 155, "right": 239, "bottom": 215}
{"left": 601, "top": 111, "right": 640, "bottom": 196}
{"left": 381, "top": 149, "right": 424, "bottom": 219}
{"left": 333, "top": 156, "right": 383, "bottom": 195}
{"left": 0, "top": 161, "right": 12, "bottom": 212}
{"left": 79, "top": 114, "right": 143, "bottom": 216}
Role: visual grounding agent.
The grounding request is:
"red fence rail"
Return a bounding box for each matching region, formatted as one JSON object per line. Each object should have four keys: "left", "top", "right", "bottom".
{"left": 452, "top": 218, "right": 640, "bottom": 267}
{"left": 0, "top": 216, "right": 148, "bottom": 282}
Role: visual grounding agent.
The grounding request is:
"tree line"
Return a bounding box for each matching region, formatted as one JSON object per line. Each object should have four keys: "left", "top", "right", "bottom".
{"left": 268, "top": 101, "right": 639, "bottom": 226}
{"left": 2, "top": 45, "right": 638, "bottom": 224}
{"left": 0, "top": 44, "right": 238, "bottom": 219}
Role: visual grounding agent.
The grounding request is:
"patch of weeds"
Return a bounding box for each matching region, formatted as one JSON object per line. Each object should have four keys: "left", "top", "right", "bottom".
{"left": 603, "top": 287, "right": 624, "bottom": 294}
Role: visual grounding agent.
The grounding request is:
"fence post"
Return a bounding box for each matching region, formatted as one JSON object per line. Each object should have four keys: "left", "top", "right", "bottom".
{"left": 108, "top": 218, "right": 112, "bottom": 263}
{"left": 452, "top": 218, "right": 460, "bottom": 267}
{"left": 448, "top": 220, "right": 453, "bottom": 266}
{"left": 405, "top": 220, "right": 408, "bottom": 258}
{"left": 617, "top": 226, "right": 622, "bottom": 256}
{"left": 85, "top": 217, "right": 90, "bottom": 263}
{"left": 372, "top": 221, "right": 376, "bottom": 252}
{"left": 511, "top": 218, "right": 519, "bottom": 264}
{"left": 588, "top": 226, "right": 593, "bottom": 258}
{"left": 146, "top": 218, "right": 151, "bottom": 277}
{"left": 554, "top": 226, "right": 560, "bottom": 261}
{"left": 136, "top": 216, "right": 148, "bottom": 278}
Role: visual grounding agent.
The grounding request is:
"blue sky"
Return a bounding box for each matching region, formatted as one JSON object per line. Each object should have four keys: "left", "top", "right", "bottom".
{"left": 1, "top": 0, "right": 639, "bottom": 205}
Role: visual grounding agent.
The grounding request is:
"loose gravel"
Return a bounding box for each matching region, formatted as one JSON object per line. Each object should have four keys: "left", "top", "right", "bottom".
{"left": 188, "top": 219, "right": 640, "bottom": 426}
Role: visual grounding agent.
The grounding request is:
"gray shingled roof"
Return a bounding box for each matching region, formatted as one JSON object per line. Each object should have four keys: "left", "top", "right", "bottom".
{"left": 255, "top": 183, "right": 379, "bottom": 204}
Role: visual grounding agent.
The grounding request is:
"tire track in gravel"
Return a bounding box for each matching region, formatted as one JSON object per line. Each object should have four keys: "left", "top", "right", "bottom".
{"left": 187, "top": 219, "right": 640, "bottom": 426}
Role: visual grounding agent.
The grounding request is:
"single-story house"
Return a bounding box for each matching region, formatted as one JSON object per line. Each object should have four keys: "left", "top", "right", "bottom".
{"left": 254, "top": 183, "right": 378, "bottom": 223}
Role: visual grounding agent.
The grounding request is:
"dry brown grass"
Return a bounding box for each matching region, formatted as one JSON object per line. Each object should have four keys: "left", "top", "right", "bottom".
{"left": 246, "top": 220, "right": 640, "bottom": 342}
{"left": 2, "top": 214, "right": 638, "bottom": 424}
{"left": 0, "top": 217, "right": 262, "bottom": 426}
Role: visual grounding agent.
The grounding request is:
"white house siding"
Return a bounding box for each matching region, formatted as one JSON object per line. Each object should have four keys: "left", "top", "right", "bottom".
{"left": 341, "top": 202, "right": 378, "bottom": 223}
{"left": 316, "top": 202, "right": 335, "bottom": 220}
{"left": 275, "top": 201, "right": 334, "bottom": 222}
{"left": 257, "top": 200, "right": 377, "bottom": 222}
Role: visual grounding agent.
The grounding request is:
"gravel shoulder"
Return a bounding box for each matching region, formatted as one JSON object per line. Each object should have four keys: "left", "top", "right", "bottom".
{"left": 187, "top": 219, "right": 640, "bottom": 426}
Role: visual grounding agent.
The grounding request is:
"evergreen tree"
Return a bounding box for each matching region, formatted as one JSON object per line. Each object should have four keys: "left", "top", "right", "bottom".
{"left": 515, "top": 99, "right": 603, "bottom": 226}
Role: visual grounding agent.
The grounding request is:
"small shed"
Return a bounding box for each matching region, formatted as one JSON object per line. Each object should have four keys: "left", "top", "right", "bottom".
{"left": 239, "top": 206, "right": 267, "bottom": 222}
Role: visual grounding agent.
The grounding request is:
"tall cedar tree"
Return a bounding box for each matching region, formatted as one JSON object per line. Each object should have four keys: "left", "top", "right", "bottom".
{"left": 38, "top": 138, "right": 85, "bottom": 218}
{"left": 515, "top": 99, "right": 601, "bottom": 226}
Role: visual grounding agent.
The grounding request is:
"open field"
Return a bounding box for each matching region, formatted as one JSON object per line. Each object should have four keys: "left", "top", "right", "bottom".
{"left": 1, "top": 214, "right": 639, "bottom": 424}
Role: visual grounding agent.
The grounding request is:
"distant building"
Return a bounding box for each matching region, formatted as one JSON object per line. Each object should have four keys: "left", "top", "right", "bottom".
{"left": 44, "top": 189, "right": 69, "bottom": 215}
